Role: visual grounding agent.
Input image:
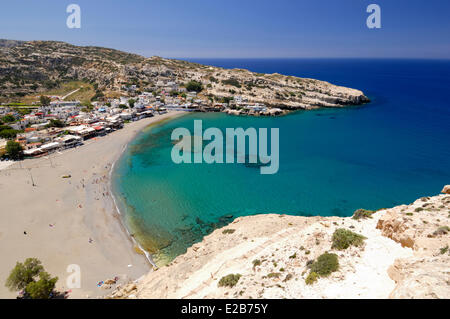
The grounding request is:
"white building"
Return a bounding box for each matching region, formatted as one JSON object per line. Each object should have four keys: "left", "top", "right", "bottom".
{"left": 50, "top": 101, "right": 81, "bottom": 107}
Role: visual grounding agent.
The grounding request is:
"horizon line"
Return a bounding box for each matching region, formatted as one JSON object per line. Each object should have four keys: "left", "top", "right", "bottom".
{"left": 170, "top": 56, "right": 450, "bottom": 61}
{"left": 1, "top": 38, "right": 449, "bottom": 61}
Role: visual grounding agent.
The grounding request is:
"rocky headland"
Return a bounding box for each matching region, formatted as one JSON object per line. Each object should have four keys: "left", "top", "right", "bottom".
{"left": 0, "top": 40, "right": 369, "bottom": 113}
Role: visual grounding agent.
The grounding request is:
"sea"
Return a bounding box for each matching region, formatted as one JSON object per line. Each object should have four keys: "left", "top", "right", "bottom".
{"left": 111, "top": 58, "right": 450, "bottom": 265}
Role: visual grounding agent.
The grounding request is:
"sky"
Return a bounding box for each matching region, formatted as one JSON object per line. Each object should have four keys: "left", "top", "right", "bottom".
{"left": 0, "top": 0, "right": 449, "bottom": 59}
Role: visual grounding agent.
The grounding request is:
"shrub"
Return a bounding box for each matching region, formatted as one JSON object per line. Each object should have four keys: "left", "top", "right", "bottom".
{"left": 414, "top": 207, "right": 424, "bottom": 212}
{"left": 440, "top": 245, "right": 449, "bottom": 255}
{"left": 267, "top": 272, "right": 281, "bottom": 279}
{"left": 305, "top": 272, "right": 319, "bottom": 285}
{"left": 434, "top": 226, "right": 450, "bottom": 236}
{"left": 309, "top": 253, "right": 339, "bottom": 277}
{"left": 252, "top": 259, "right": 261, "bottom": 268}
{"left": 218, "top": 274, "right": 241, "bottom": 288}
{"left": 222, "top": 229, "right": 235, "bottom": 235}
{"left": 331, "top": 229, "right": 366, "bottom": 250}
{"left": 352, "top": 209, "right": 375, "bottom": 220}
{"left": 222, "top": 78, "right": 241, "bottom": 88}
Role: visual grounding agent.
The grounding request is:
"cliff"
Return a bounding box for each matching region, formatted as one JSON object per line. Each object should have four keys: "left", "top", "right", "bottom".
{"left": 107, "top": 186, "right": 450, "bottom": 299}
{"left": 0, "top": 40, "right": 369, "bottom": 111}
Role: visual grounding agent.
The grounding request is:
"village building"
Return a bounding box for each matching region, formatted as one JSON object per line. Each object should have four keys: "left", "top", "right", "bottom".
{"left": 66, "top": 125, "right": 97, "bottom": 140}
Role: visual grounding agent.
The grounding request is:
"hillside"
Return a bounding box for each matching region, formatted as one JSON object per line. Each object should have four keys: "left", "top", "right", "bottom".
{"left": 0, "top": 40, "right": 369, "bottom": 110}
{"left": 107, "top": 187, "right": 450, "bottom": 299}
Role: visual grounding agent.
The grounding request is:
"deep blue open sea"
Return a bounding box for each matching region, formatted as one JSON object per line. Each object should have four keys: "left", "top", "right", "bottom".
{"left": 112, "top": 59, "right": 450, "bottom": 265}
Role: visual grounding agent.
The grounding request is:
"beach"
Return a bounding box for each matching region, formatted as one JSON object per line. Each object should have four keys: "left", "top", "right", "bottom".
{"left": 0, "top": 111, "right": 185, "bottom": 299}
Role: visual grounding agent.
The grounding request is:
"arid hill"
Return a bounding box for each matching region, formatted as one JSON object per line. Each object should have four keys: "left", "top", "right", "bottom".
{"left": 0, "top": 40, "right": 369, "bottom": 110}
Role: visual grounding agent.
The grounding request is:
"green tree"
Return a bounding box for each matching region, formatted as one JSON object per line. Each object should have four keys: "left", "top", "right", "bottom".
{"left": 46, "top": 119, "right": 65, "bottom": 128}
{"left": 0, "top": 125, "right": 20, "bottom": 139}
{"left": 40, "top": 95, "right": 51, "bottom": 106}
{"left": 2, "top": 114, "right": 16, "bottom": 123}
{"left": 25, "top": 272, "right": 58, "bottom": 299}
{"left": 128, "top": 99, "right": 136, "bottom": 108}
{"left": 5, "top": 140, "right": 23, "bottom": 160}
{"left": 185, "top": 80, "right": 203, "bottom": 93}
{"left": 222, "top": 78, "right": 241, "bottom": 88}
{"left": 5, "top": 258, "right": 58, "bottom": 299}
{"left": 91, "top": 90, "right": 105, "bottom": 102}
{"left": 5, "top": 258, "right": 44, "bottom": 291}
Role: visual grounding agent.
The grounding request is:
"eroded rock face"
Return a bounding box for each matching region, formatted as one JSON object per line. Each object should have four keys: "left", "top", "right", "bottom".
{"left": 376, "top": 211, "right": 415, "bottom": 248}
{"left": 377, "top": 195, "right": 450, "bottom": 252}
{"left": 442, "top": 185, "right": 450, "bottom": 194}
{"left": 388, "top": 256, "right": 450, "bottom": 299}
{"left": 378, "top": 194, "right": 450, "bottom": 299}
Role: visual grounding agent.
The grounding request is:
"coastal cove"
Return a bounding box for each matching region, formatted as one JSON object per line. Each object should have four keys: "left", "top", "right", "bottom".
{"left": 111, "top": 59, "right": 450, "bottom": 266}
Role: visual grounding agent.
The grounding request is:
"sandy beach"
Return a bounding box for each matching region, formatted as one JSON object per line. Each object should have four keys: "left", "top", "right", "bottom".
{"left": 0, "top": 111, "right": 185, "bottom": 299}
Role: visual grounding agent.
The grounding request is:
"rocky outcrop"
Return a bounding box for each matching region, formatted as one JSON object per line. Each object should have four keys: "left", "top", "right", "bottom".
{"left": 376, "top": 210, "right": 415, "bottom": 248}
{"left": 376, "top": 194, "right": 450, "bottom": 252}
{"left": 107, "top": 189, "right": 450, "bottom": 299}
{"left": 388, "top": 256, "right": 450, "bottom": 299}
{"left": 376, "top": 194, "right": 450, "bottom": 299}
{"left": 442, "top": 185, "right": 450, "bottom": 194}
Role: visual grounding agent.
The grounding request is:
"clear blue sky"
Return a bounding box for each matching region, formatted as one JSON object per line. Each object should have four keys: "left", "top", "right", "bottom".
{"left": 0, "top": 0, "right": 449, "bottom": 58}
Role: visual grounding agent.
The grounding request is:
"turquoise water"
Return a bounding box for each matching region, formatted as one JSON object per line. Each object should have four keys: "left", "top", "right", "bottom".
{"left": 112, "top": 59, "right": 450, "bottom": 265}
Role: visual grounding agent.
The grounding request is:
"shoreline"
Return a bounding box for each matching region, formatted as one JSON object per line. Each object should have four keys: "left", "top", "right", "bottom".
{"left": 109, "top": 189, "right": 450, "bottom": 299}
{"left": 0, "top": 111, "right": 185, "bottom": 299}
{"left": 107, "top": 116, "right": 178, "bottom": 269}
